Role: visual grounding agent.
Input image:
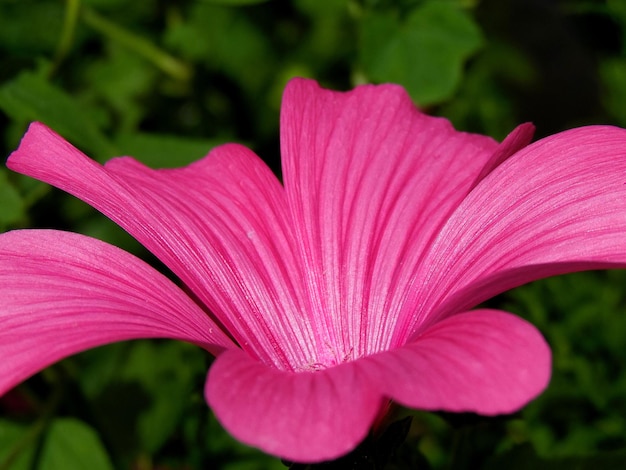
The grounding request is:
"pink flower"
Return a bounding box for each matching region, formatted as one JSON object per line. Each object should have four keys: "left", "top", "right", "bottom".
{"left": 2, "top": 78, "right": 626, "bottom": 462}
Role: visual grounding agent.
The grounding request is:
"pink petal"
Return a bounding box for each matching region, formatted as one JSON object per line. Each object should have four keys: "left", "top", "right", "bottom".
{"left": 471, "top": 122, "right": 535, "bottom": 187}
{"left": 360, "top": 309, "right": 550, "bottom": 414}
{"left": 207, "top": 309, "right": 548, "bottom": 462}
{"left": 280, "top": 78, "right": 515, "bottom": 357}
{"left": 7, "top": 123, "right": 312, "bottom": 370}
{"left": 0, "top": 229, "right": 235, "bottom": 395}
{"left": 206, "top": 348, "right": 381, "bottom": 463}
{"left": 400, "top": 125, "right": 626, "bottom": 338}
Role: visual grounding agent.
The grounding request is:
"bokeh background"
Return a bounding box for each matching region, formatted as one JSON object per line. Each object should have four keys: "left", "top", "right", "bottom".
{"left": 1, "top": 0, "right": 626, "bottom": 468}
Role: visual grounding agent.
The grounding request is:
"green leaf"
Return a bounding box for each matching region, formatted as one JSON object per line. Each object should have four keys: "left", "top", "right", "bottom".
{"left": 78, "top": 341, "right": 206, "bottom": 454}
{"left": 0, "top": 71, "right": 117, "bottom": 159}
{"left": 0, "top": 169, "right": 26, "bottom": 230}
{"left": 114, "top": 132, "right": 226, "bottom": 168}
{"left": 359, "top": 1, "right": 483, "bottom": 105}
{"left": 81, "top": 7, "right": 192, "bottom": 82}
{"left": 0, "top": 418, "right": 113, "bottom": 470}
{"left": 129, "top": 343, "right": 203, "bottom": 453}
{"left": 439, "top": 43, "right": 534, "bottom": 139}
{"left": 165, "top": 4, "right": 275, "bottom": 93}
{"left": 38, "top": 419, "right": 114, "bottom": 470}
{"left": 503, "top": 271, "right": 626, "bottom": 456}
{"left": 0, "top": 419, "right": 36, "bottom": 470}
{"left": 81, "top": 46, "right": 158, "bottom": 132}
{"left": 0, "top": 1, "right": 64, "bottom": 56}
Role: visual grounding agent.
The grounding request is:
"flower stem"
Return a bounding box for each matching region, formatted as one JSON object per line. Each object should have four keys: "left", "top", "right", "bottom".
{"left": 81, "top": 6, "right": 192, "bottom": 82}
{"left": 49, "top": 0, "right": 81, "bottom": 78}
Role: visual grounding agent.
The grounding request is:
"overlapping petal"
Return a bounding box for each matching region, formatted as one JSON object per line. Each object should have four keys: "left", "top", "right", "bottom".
{"left": 206, "top": 349, "right": 381, "bottom": 463}
{"left": 280, "top": 78, "right": 532, "bottom": 359}
{"left": 8, "top": 123, "right": 312, "bottom": 370}
{"left": 393, "top": 125, "right": 626, "bottom": 339}
{"left": 362, "top": 309, "right": 550, "bottom": 414}
{"left": 0, "top": 229, "right": 234, "bottom": 395}
{"left": 470, "top": 122, "right": 535, "bottom": 187}
{"left": 206, "top": 309, "right": 549, "bottom": 462}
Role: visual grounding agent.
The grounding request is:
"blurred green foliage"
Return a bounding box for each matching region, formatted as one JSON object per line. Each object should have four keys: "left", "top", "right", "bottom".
{"left": 1, "top": 0, "right": 626, "bottom": 468}
{"left": 359, "top": 1, "right": 483, "bottom": 104}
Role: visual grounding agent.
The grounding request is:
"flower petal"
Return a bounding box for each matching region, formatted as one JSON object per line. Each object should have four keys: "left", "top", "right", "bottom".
{"left": 8, "top": 122, "right": 313, "bottom": 370}
{"left": 399, "top": 125, "right": 626, "bottom": 336}
{"left": 0, "top": 229, "right": 235, "bottom": 395}
{"left": 360, "top": 309, "right": 550, "bottom": 414}
{"left": 206, "top": 348, "right": 381, "bottom": 463}
{"left": 471, "top": 122, "right": 535, "bottom": 187}
{"left": 280, "top": 78, "right": 507, "bottom": 357}
{"left": 206, "top": 309, "right": 548, "bottom": 462}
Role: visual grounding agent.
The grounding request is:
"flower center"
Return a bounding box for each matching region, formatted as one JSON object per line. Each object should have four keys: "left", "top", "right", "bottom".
{"left": 295, "top": 346, "right": 354, "bottom": 372}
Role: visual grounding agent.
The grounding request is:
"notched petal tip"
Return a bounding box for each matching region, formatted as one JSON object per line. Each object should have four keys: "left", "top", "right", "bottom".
{"left": 472, "top": 122, "right": 536, "bottom": 187}
{"left": 8, "top": 121, "right": 64, "bottom": 163}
